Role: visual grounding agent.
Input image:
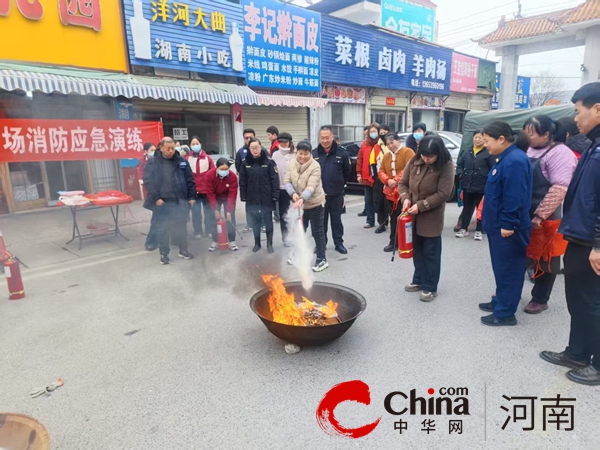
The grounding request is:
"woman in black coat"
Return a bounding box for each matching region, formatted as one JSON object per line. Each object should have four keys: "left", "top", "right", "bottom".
{"left": 455, "top": 129, "right": 496, "bottom": 241}
{"left": 405, "top": 122, "right": 430, "bottom": 152}
{"left": 239, "top": 138, "right": 280, "bottom": 253}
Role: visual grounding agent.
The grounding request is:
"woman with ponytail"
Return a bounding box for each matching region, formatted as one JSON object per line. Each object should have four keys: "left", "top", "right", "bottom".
{"left": 478, "top": 121, "right": 533, "bottom": 327}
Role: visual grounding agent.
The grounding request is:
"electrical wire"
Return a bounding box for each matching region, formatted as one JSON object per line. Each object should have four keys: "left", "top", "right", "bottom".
{"left": 438, "top": 1, "right": 514, "bottom": 28}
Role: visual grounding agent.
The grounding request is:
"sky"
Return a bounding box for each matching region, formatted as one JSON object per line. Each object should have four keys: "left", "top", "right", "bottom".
{"left": 294, "top": 0, "right": 586, "bottom": 91}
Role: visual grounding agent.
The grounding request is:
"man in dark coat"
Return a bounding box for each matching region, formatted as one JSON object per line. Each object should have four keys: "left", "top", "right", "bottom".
{"left": 313, "top": 126, "right": 351, "bottom": 254}
{"left": 143, "top": 136, "right": 197, "bottom": 265}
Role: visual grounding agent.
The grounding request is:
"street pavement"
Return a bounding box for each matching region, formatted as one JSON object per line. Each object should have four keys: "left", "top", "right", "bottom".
{"left": 1, "top": 196, "right": 599, "bottom": 449}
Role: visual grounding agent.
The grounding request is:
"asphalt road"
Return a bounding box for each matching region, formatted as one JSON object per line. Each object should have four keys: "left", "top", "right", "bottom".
{"left": 1, "top": 198, "right": 599, "bottom": 449}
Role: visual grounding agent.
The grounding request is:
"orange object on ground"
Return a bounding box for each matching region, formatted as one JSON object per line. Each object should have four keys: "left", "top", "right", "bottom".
{"left": 4, "top": 257, "right": 25, "bottom": 300}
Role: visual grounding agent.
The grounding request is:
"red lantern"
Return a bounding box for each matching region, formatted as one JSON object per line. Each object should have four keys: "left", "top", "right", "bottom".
{"left": 4, "top": 257, "right": 25, "bottom": 300}
{"left": 397, "top": 213, "right": 413, "bottom": 259}
{"left": 217, "top": 219, "right": 229, "bottom": 251}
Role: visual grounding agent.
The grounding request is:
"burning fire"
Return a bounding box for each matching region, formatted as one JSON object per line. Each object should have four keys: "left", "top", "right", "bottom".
{"left": 261, "top": 275, "right": 339, "bottom": 326}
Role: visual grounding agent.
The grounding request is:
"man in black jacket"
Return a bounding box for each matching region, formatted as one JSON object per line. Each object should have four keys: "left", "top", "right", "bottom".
{"left": 313, "top": 126, "right": 351, "bottom": 254}
{"left": 143, "top": 137, "right": 197, "bottom": 265}
{"left": 540, "top": 82, "right": 600, "bottom": 385}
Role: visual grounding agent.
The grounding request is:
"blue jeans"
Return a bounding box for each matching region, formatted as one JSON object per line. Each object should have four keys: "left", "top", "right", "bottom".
{"left": 191, "top": 194, "right": 209, "bottom": 235}
{"left": 364, "top": 186, "right": 375, "bottom": 226}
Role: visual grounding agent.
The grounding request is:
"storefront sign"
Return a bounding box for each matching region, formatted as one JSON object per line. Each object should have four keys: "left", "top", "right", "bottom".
{"left": 381, "top": 0, "right": 435, "bottom": 43}
{"left": 123, "top": 0, "right": 244, "bottom": 77}
{"left": 321, "top": 15, "right": 451, "bottom": 95}
{"left": 411, "top": 95, "right": 443, "bottom": 109}
{"left": 242, "top": 0, "right": 321, "bottom": 92}
{"left": 386, "top": 97, "right": 396, "bottom": 106}
{"left": 322, "top": 85, "right": 366, "bottom": 104}
{"left": 0, "top": 0, "right": 127, "bottom": 71}
{"left": 492, "top": 73, "right": 531, "bottom": 109}
{"left": 0, "top": 119, "right": 163, "bottom": 163}
{"left": 450, "top": 53, "right": 479, "bottom": 94}
{"left": 172, "top": 128, "right": 189, "bottom": 141}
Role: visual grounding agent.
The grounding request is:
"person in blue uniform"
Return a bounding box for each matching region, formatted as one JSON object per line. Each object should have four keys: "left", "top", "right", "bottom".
{"left": 478, "top": 121, "right": 533, "bottom": 326}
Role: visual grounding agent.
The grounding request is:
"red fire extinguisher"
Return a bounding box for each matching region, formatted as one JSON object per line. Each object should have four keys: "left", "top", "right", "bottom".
{"left": 4, "top": 257, "right": 25, "bottom": 300}
{"left": 397, "top": 213, "right": 413, "bottom": 259}
{"left": 217, "top": 218, "right": 229, "bottom": 250}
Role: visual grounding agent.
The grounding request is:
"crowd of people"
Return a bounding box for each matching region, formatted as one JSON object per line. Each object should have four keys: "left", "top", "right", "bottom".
{"left": 137, "top": 82, "right": 600, "bottom": 385}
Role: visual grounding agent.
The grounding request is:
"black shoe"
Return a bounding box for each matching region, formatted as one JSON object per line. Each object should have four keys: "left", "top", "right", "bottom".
{"left": 566, "top": 365, "right": 600, "bottom": 386}
{"left": 358, "top": 211, "right": 366, "bottom": 217}
{"left": 145, "top": 245, "right": 158, "bottom": 251}
{"left": 335, "top": 245, "right": 348, "bottom": 254}
{"left": 267, "top": 245, "right": 274, "bottom": 254}
{"left": 178, "top": 250, "right": 194, "bottom": 260}
{"left": 481, "top": 313, "right": 517, "bottom": 327}
{"left": 252, "top": 244, "right": 261, "bottom": 253}
{"left": 160, "top": 253, "right": 170, "bottom": 265}
{"left": 479, "top": 302, "right": 494, "bottom": 312}
{"left": 383, "top": 244, "right": 395, "bottom": 253}
{"left": 375, "top": 224, "right": 386, "bottom": 234}
{"left": 539, "top": 351, "right": 589, "bottom": 370}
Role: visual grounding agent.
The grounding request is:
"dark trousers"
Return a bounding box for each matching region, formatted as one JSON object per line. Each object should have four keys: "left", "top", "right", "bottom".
{"left": 302, "top": 205, "right": 326, "bottom": 261}
{"left": 145, "top": 211, "right": 160, "bottom": 249}
{"left": 412, "top": 233, "right": 442, "bottom": 293}
{"left": 209, "top": 201, "right": 236, "bottom": 243}
{"left": 564, "top": 243, "right": 600, "bottom": 369}
{"left": 364, "top": 186, "right": 375, "bottom": 226}
{"left": 191, "top": 193, "right": 210, "bottom": 235}
{"left": 324, "top": 194, "right": 344, "bottom": 246}
{"left": 278, "top": 190, "right": 291, "bottom": 242}
{"left": 388, "top": 202, "right": 402, "bottom": 247}
{"left": 373, "top": 179, "right": 389, "bottom": 226}
{"left": 155, "top": 201, "right": 189, "bottom": 255}
{"left": 461, "top": 192, "right": 484, "bottom": 231}
{"left": 247, "top": 208, "right": 273, "bottom": 243}
{"left": 488, "top": 232, "right": 527, "bottom": 319}
{"left": 531, "top": 272, "right": 557, "bottom": 304}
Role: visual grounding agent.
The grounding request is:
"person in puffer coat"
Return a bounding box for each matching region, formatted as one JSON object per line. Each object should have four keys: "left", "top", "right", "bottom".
{"left": 239, "top": 138, "right": 279, "bottom": 254}
{"left": 285, "top": 140, "right": 328, "bottom": 272}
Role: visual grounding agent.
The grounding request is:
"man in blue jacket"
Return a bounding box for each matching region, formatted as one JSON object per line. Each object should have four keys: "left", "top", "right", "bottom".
{"left": 313, "top": 126, "right": 351, "bottom": 254}
{"left": 540, "top": 82, "right": 600, "bottom": 386}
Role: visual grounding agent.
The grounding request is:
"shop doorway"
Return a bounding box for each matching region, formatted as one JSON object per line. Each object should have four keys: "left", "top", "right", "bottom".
{"left": 371, "top": 111, "right": 404, "bottom": 133}
{"left": 45, "top": 161, "right": 89, "bottom": 205}
{"left": 8, "top": 162, "right": 47, "bottom": 210}
{"left": 444, "top": 110, "right": 464, "bottom": 133}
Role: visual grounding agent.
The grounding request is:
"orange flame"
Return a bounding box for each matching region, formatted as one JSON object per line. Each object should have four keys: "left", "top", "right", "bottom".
{"left": 261, "top": 274, "right": 338, "bottom": 326}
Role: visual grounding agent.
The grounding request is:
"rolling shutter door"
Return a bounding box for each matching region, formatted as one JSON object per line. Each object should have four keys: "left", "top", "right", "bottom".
{"left": 243, "top": 106, "right": 309, "bottom": 145}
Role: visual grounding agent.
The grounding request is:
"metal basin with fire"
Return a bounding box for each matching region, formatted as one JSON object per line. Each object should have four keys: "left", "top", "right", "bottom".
{"left": 250, "top": 281, "right": 366, "bottom": 346}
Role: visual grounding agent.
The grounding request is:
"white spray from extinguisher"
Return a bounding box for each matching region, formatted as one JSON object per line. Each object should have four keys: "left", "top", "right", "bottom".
{"left": 285, "top": 208, "right": 314, "bottom": 290}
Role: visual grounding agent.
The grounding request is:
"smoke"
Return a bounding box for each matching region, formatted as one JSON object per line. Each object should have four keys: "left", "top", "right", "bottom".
{"left": 285, "top": 206, "right": 314, "bottom": 290}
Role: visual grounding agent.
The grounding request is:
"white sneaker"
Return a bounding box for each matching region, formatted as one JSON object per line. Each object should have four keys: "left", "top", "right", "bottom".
{"left": 312, "top": 259, "right": 329, "bottom": 272}
{"left": 455, "top": 229, "right": 469, "bottom": 238}
{"left": 287, "top": 258, "right": 294, "bottom": 266}
{"left": 229, "top": 242, "right": 239, "bottom": 251}
{"left": 474, "top": 231, "right": 483, "bottom": 241}
{"left": 208, "top": 242, "right": 219, "bottom": 252}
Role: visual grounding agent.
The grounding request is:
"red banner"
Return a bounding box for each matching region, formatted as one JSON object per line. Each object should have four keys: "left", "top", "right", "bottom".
{"left": 0, "top": 119, "right": 164, "bottom": 163}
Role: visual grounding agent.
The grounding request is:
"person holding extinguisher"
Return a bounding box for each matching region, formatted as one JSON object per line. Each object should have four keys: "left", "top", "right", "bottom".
{"left": 206, "top": 158, "right": 239, "bottom": 252}
{"left": 398, "top": 135, "right": 454, "bottom": 302}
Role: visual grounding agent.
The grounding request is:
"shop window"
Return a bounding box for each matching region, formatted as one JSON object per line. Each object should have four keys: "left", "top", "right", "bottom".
{"left": 331, "top": 104, "right": 344, "bottom": 125}
{"left": 9, "top": 162, "right": 45, "bottom": 203}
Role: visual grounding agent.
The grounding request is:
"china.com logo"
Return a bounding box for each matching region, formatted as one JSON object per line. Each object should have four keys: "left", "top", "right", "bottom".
{"left": 316, "top": 380, "right": 470, "bottom": 439}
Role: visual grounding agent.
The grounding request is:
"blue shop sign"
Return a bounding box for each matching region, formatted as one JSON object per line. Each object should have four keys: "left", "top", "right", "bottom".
{"left": 321, "top": 15, "right": 451, "bottom": 95}
{"left": 492, "top": 73, "right": 531, "bottom": 109}
{"left": 381, "top": 0, "right": 435, "bottom": 43}
{"left": 123, "top": 0, "right": 245, "bottom": 77}
{"left": 242, "top": 0, "right": 321, "bottom": 92}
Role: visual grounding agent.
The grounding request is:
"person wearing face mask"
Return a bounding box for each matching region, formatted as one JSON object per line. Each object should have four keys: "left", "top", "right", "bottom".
{"left": 379, "top": 133, "right": 415, "bottom": 252}
{"left": 140, "top": 142, "right": 158, "bottom": 250}
{"left": 239, "top": 138, "right": 279, "bottom": 253}
{"left": 271, "top": 132, "right": 295, "bottom": 246}
{"left": 356, "top": 123, "right": 382, "bottom": 229}
{"left": 205, "top": 158, "right": 239, "bottom": 252}
{"left": 399, "top": 135, "right": 454, "bottom": 302}
{"left": 373, "top": 124, "right": 392, "bottom": 234}
{"left": 185, "top": 136, "right": 215, "bottom": 239}
{"left": 405, "top": 122, "right": 429, "bottom": 152}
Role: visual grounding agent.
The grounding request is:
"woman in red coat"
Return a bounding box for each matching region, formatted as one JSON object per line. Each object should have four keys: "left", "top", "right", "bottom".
{"left": 185, "top": 136, "right": 215, "bottom": 239}
{"left": 356, "top": 123, "right": 382, "bottom": 229}
{"left": 205, "top": 158, "right": 238, "bottom": 252}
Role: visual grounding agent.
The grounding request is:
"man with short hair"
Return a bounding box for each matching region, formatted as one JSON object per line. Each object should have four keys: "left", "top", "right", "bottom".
{"left": 143, "top": 137, "right": 197, "bottom": 265}
{"left": 266, "top": 126, "right": 280, "bottom": 156}
{"left": 313, "top": 126, "right": 351, "bottom": 254}
{"left": 235, "top": 128, "right": 257, "bottom": 173}
{"left": 540, "top": 82, "right": 600, "bottom": 386}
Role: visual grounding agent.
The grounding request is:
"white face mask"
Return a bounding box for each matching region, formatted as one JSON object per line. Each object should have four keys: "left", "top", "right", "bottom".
{"left": 369, "top": 132, "right": 378, "bottom": 140}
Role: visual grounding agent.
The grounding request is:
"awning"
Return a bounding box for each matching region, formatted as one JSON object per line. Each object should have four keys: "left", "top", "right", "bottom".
{"left": 257, "top": 93, "right": 328, "bottom": 108}
{"left": 0, "top": 63, "right": 259, "bottom": 105}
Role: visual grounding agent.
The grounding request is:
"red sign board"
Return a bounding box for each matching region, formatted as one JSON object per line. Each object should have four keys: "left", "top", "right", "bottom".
{"left": 450, "top": 53, "right": 479, "bottom": 94}
{"left": 386, "top": 97, "right": 396, "bottom": 106}
{"left": 0, "top": 119, "right": 163, "bottom": 163}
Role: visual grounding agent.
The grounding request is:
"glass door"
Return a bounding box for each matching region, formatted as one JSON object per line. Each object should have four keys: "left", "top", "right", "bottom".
{"left": 371, "top": 111, "right": 404, "bottom": 132}
{"left": 45, "top": 161, "right": 88, "bottom": 205}
{"left": 8, "top": 162, "right": 48, "bottom": 211}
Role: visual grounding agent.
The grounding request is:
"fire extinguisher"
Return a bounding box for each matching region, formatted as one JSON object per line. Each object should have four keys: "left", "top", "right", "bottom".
{"left": 4, "top": 257, "right": 25, "bottom": 300}
{"left": 217, "top": 218, "right": 229, "bottom": 250}
{"left": 397, "top": 213, "right": 413, "bottom": 260}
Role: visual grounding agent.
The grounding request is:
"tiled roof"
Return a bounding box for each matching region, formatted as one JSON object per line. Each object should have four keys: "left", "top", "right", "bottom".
{"left": 479, "top": 0, "right": 600, "bottom": 45}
